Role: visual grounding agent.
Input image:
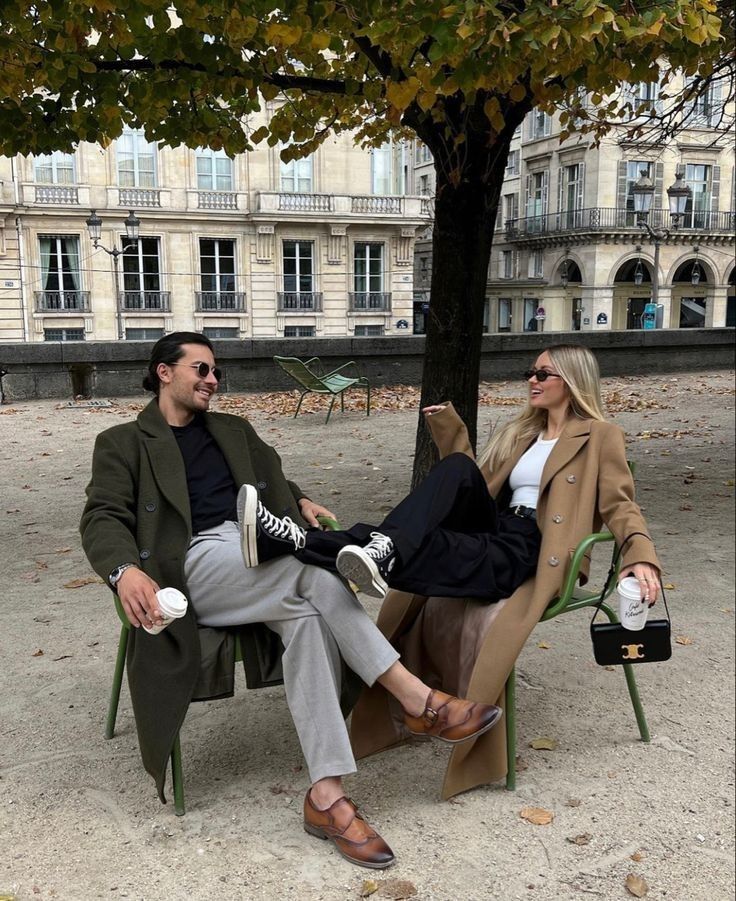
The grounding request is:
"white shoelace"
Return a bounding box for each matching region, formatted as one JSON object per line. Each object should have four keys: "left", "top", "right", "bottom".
{"left": 259, "top": 504, "right": 306, "bottom": 550}
{"left": 364, "top": 531, "right": 394, "bottom": 560}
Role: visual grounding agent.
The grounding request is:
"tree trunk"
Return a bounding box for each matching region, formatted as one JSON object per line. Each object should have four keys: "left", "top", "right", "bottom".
{"left": 411, "top": 135, "right": 512, "bottom": 488}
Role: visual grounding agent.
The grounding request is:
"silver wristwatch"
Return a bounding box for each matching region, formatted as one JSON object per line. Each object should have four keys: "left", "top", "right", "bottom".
{"left": 109, "top": 563, "right": 137, "bottom": 588}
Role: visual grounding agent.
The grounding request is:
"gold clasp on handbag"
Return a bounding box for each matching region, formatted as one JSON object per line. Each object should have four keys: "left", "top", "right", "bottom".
{"left": 621, "top": 643, "right": 645, "bottom": 660}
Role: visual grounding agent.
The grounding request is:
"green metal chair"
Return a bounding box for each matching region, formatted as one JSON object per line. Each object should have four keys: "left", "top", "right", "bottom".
{"left": 273, "top": 355, "right": 371, "bottom": 423}
{"left": 504, "top": 529, "right": 651, "bottom": 790}
{"left": 104, "top": 517, "right": 341, "bottom": 816}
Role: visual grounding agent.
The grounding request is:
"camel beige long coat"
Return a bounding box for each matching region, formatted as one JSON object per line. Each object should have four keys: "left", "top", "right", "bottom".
{"left": 350, "top": 404, "right": 661, "bottom": 799}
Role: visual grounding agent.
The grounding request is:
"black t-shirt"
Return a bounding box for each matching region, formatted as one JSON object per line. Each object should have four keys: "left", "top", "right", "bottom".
{"left": 171, "top": 414, "right": 238, "bottom": 534}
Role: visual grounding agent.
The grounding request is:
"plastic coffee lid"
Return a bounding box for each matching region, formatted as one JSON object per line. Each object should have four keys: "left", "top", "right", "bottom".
{"left": 618, "top": 576, "right": 642, "bottom": 600}
{"left": 156, "top": 587, "right": 188, "bottom": 616}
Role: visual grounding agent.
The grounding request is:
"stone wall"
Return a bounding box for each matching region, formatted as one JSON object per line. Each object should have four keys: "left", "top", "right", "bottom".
{"left": 0, "top": 329, "right": 733, "bottom": 402}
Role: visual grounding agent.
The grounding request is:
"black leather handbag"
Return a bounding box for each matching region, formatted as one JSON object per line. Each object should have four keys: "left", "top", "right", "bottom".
{"left": 590, "top": 538, "right": 672, "bottom": 666}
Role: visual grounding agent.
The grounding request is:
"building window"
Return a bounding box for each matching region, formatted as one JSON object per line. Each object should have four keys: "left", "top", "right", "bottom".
{"left": 34, "top": 152, "right": 75, "bottom": 184}
{"left": 354, "top": 324, "right": 385, "bottom": 336}
{"left": 626, "top": 81, "right": 661, "bottom": 115}
{"left": 559, "top": 162, "right": 585, "bottom": 227}
{"left": 684, "top": 164, "right": 712, "bottom": 227}
{"left": 524, "top": 298, "right": 539, "bottom": 331}
{"left": 122, "top": 237, "right": 163, "bottom": 307}
{"left": 688, "top": 79, "right": 723, "bottom": 127}
{"left": 483, "top": 298, "right": 490, "bottom": 334}
{"left": 39, "top": 236, "right": 82, "bottom": 308}
{"left": 284, "top": 325, "right": 315, "bottom": 337}
{"left": 117, "top": 128, "right": 156, "bottom": 187}
{"left": 500, "top": 250, "right": 516, "bottom": 279}
{"left": 196, "top": 149, "right": 233, "bottom": 191}
{"left": 625, "top": 161, "right": 653, "bottom": 210}
{"left": 125, "top": 327, "right": 165, "bottom": 340}
{"left": 505, "top": 150, "right": 520, "bottom": 176}
{"left": 525, "top": 170, "right": 549, "bottom": 230}
{"left": 502, "top": 192, "right": 519, "bottom": 226}
{"left": 354, "top": 242, "right": 384, "bottom": 295}
{"left": 203, "top": 326, "right": 239, "bottom": 339}
{"left": 498, "top": 298, "right": 512, "bottom": 332}
{"left": 44, "top": 328, "right": 85, "bottom": 341}
{"left": 416, "top": 140, "right": 432, "bottom": 163}
{"left": 283, "top": 240, "right": 314, "bottom": 293}
{"left": 528, "top": 250, "right": 544, "bottom": 279}
{"left": 419, "top": 174, "right": 430, "bottom": 195}
{"left": 371, "top": 140, "right": 405, "bottom": 195}
{"left": 280, "top": 154, "right": 313, "bottom": 192}
{"left": 200, "top": 238, "right": 236, "bottom": 298}
{"left": 528, "top": 110, "right": 552, "bottom": 140}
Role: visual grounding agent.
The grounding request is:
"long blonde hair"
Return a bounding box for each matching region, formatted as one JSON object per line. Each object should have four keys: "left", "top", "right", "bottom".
{"left": 478, "top": 344, "right": 606, "bottom": 473}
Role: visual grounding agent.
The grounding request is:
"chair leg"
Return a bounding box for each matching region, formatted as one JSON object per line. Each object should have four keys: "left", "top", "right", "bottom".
{"left": 340, "top": 391, "right": 345, "bottom": 413}
{"left": 325, "top": 395, "right": 337, "bottom": 423}
{"left": 505, "top": 666, "right": 517, "bottom": 791}
{"left": 600, "top": 602, "right": 651, "bottom": 742}
{"left": 365, "top": 383, "right": 370, "bottom": 417}
{"left": 171, "top": 733, "right": 185, "bottom": 816}
{"left": 294, "top": 391, "right": 308, "bottom": 418}
{"left": 105, "top": 625, "right": 129, "bottom": 740}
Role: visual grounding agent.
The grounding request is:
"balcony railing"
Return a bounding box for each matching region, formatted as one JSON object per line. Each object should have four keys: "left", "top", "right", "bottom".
{"left": 277, "top": 292, "right": 323, "bottom": 312}
{"left": 120, "top": 291, "right": 171, "bottom": 311}
{"left": 351, "top": 196, "right": 402, "bottom": 214}
{"left": 279, "top": 193, "right": 333, "bottom": 212}
{"left": 195, "top": 291, "right": 246, "bottom": 311}
{"left": 35, "top": 290, "right": 90, "bottom": 312}
{"left": 119, "top": 187, "right": 161, "bottom": 207}
{"left": 348, "top": 292, "right": 392, "bottom": 312}
{"left": 35, "top": 185, "right": 79, "bottom": 204}
{"left": 198, "top": 191, "right": 238, "bottom": 210}
{"left": 505, "top": 207, "right": 736, "bottom": 239}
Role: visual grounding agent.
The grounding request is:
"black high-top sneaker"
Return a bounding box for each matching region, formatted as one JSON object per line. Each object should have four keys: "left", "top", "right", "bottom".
{"left": 237, "top": 484, "right": 306, "bottom": 567}
{"left": 336, "top": 532, "right": 396, "bottom": 599}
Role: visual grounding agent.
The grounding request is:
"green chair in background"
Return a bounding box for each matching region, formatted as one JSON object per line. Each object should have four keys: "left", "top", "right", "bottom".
{"left": 273, "top": 355, "right": 371, "bottom": 423}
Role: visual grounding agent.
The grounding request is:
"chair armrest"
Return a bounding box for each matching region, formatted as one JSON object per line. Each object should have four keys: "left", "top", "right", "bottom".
{"left": 113, "top": 593, "right": 130, "bottom": 630}
{"left": 323, "top": 360, "right": 361, "bottom": 378}
{"left": 543, "top": 531, "right": 617, "bottom": 620}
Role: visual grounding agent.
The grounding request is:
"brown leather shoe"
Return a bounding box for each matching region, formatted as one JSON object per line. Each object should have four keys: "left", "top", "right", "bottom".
{"left": 404, "top": 689, "right": 502, "bottom": 744}
{"left": 303, "top": 791, "right": 395, "bottom": 869}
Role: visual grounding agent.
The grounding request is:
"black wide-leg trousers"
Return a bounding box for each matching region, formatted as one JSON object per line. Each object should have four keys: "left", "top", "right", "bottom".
{"left": 300, "top": 453, "right": 541, "bottom": 601}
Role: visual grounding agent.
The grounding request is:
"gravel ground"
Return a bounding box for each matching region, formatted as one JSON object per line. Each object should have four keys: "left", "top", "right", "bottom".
{"left": 0, "top": 369, "right": 734, "bottom": 901}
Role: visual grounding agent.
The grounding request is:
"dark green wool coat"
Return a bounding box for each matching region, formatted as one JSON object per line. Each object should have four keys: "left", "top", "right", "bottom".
{"left": 80, "top": 400, "right": 308, "bottom": 802}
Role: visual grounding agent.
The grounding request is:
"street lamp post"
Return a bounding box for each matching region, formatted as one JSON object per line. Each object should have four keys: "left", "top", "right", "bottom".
{"left": 86, "top": 210, "right": 140, "bottom": 340}
{"left": 631, "top": 168, "right": 692, "bottom": 310}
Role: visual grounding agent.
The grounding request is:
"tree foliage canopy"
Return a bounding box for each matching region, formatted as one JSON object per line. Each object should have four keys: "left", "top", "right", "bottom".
{"left": 0, "top": 0, "right": 726, "bottom": 174}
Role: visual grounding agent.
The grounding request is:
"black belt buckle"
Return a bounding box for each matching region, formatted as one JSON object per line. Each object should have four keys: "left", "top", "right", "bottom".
{"left": 511, "top": 505, "right": 535, "bottom": 520}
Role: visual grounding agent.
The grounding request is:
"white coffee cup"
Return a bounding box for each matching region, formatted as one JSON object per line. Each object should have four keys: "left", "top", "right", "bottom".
{"left": 617, "top": 576, "right": 648, "bottom": 631}
{"left": 144, "top": 587, "right": 188, "bottom": 635}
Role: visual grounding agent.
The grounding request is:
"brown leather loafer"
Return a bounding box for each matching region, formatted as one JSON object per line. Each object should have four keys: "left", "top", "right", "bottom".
{"left": 404, "top": 689, "right": 502, "bottom": 744}
{"left": 303, "top": 791, "right": 395, "bottom": 869}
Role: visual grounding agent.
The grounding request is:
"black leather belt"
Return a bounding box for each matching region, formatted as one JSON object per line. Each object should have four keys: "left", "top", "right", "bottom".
{"left": 508, "top": 505, "right": 536, "bottom": 520}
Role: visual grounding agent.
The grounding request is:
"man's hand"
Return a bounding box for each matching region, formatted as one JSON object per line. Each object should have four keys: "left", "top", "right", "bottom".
{"left": 422, "top": 404, "right": 448, "bottom": 417}
{"left": 116, "top": 566, "right": 163, "bottom": 628}
{"left": 298, "top": 497, "right": 337, "bottom": 528}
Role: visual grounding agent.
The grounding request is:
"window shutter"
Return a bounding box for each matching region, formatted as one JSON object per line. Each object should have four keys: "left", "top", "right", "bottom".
{"left": 542, "top": 170, "right": 549, "bottom": 216}
{"left": 525, "top": 174, "right": 533, "bottom": 217}
{"left": 557, "top": 166, "right": 565, "bottom": 213}
{"left": 711, "top": 166, "right": 720, "bottom": 212}
{"left": 577, "top": 162, "right": 585, "bottom": 211}
{"left": 616, "top": 160, "right": 628, "bottom": 210}
{"left": 654, "top": 162, "right": 664, "bottom": 210}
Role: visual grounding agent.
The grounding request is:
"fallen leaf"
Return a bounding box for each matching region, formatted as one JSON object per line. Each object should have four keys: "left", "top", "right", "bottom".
{"left": 360, "top": 881, "right": 379, "bottom": 898}
{"left": 537, "top": 641, "right": 550, "bottom": 649}
{"left": 515, "top": 755, "right": 529, "bottom": 772}
{"left": 53, "top": 654, "right": 73, "bottom": 661}
{"left": 675, "top": 636, "right": 694, "bottom": 646}
{"left": 567, "top": 832, "right": 592, "bottom": 845}
{"left": 565, "top": 798, "right": 582, "bottom": 808}
{"left": 529, "top": 737, "right": 558, "bottom": 751}
{"left": 33, "top": 616, "right": 51, "bottom": 623}
{"left": 631, "top": 851, "right": 645, "bottom": 861}
{"left": 32, "top": 649, "right": 44, "bottom": 657}
{"left": 64, "top": 576, "right": 101, "bottom": 589}
{"left": 520, "top": 806, "right": 554, "bottom": 826}
{"left": 662, "top": 582, "right": 676, "bottom": 590}
{"left": 625, "top": 873, "right": 649, "bottom": 897}
{"left": 375, "top": 879, "right": 418, "bottom": 899}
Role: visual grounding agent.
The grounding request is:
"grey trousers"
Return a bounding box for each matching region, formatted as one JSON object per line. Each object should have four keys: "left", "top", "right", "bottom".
{"left": 184, "top": 521, "right": 400, "bottom": 784}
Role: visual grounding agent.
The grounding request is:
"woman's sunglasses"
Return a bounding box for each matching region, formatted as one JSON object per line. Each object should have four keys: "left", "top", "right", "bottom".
{"left": 171, "top": 362, "right": 223, "bottom": 381}
{"left": 523, "top": 369, "right": 563, "bottom": 382}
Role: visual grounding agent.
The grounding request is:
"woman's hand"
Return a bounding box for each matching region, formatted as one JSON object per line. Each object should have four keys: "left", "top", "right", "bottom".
{"left": 422, "top": 404, "right": 448, "bottom": 417}
{"left": 298, "top": 497, "right": 337, "bottom": 528}
{"left": 620, "top": 562, "right": 660, "bottom": 606}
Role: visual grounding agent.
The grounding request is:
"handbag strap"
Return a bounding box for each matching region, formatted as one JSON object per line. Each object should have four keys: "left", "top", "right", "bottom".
{"left": 591, "top": 531, "right": 671, "bottom": 625}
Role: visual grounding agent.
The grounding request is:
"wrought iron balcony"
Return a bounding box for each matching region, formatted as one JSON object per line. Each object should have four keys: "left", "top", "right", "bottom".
{"left": 195, "top": 291, "right": 246, "bottom": 311}
{"left": 120, "top": 291, "right": 171, "bottom": 311}
{"left": 348, "top": 292, "right": 392, "bottom": 312}
{"left": 35, "top": 185, "right": 79, "bottom": 204}
{"left": 35, "top": 290, "right": 90, "bottom": 311}
{"left": 277, "top": 292, "right": 323, "bottom": 312}
{"left": 505, "top": 207, "right": 736, "bottom": 240}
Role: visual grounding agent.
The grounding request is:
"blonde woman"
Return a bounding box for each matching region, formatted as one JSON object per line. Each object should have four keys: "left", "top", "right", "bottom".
{"left": 239, "top": 344, "right": 661, "bottom": 608}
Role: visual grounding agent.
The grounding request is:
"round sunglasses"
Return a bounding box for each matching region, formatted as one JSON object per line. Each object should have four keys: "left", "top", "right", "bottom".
{"left": 523, "top": 369, "right": 563, "bottom": 382}
{"left": 171, "top": 362, "right": 223, "bottom": 381}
